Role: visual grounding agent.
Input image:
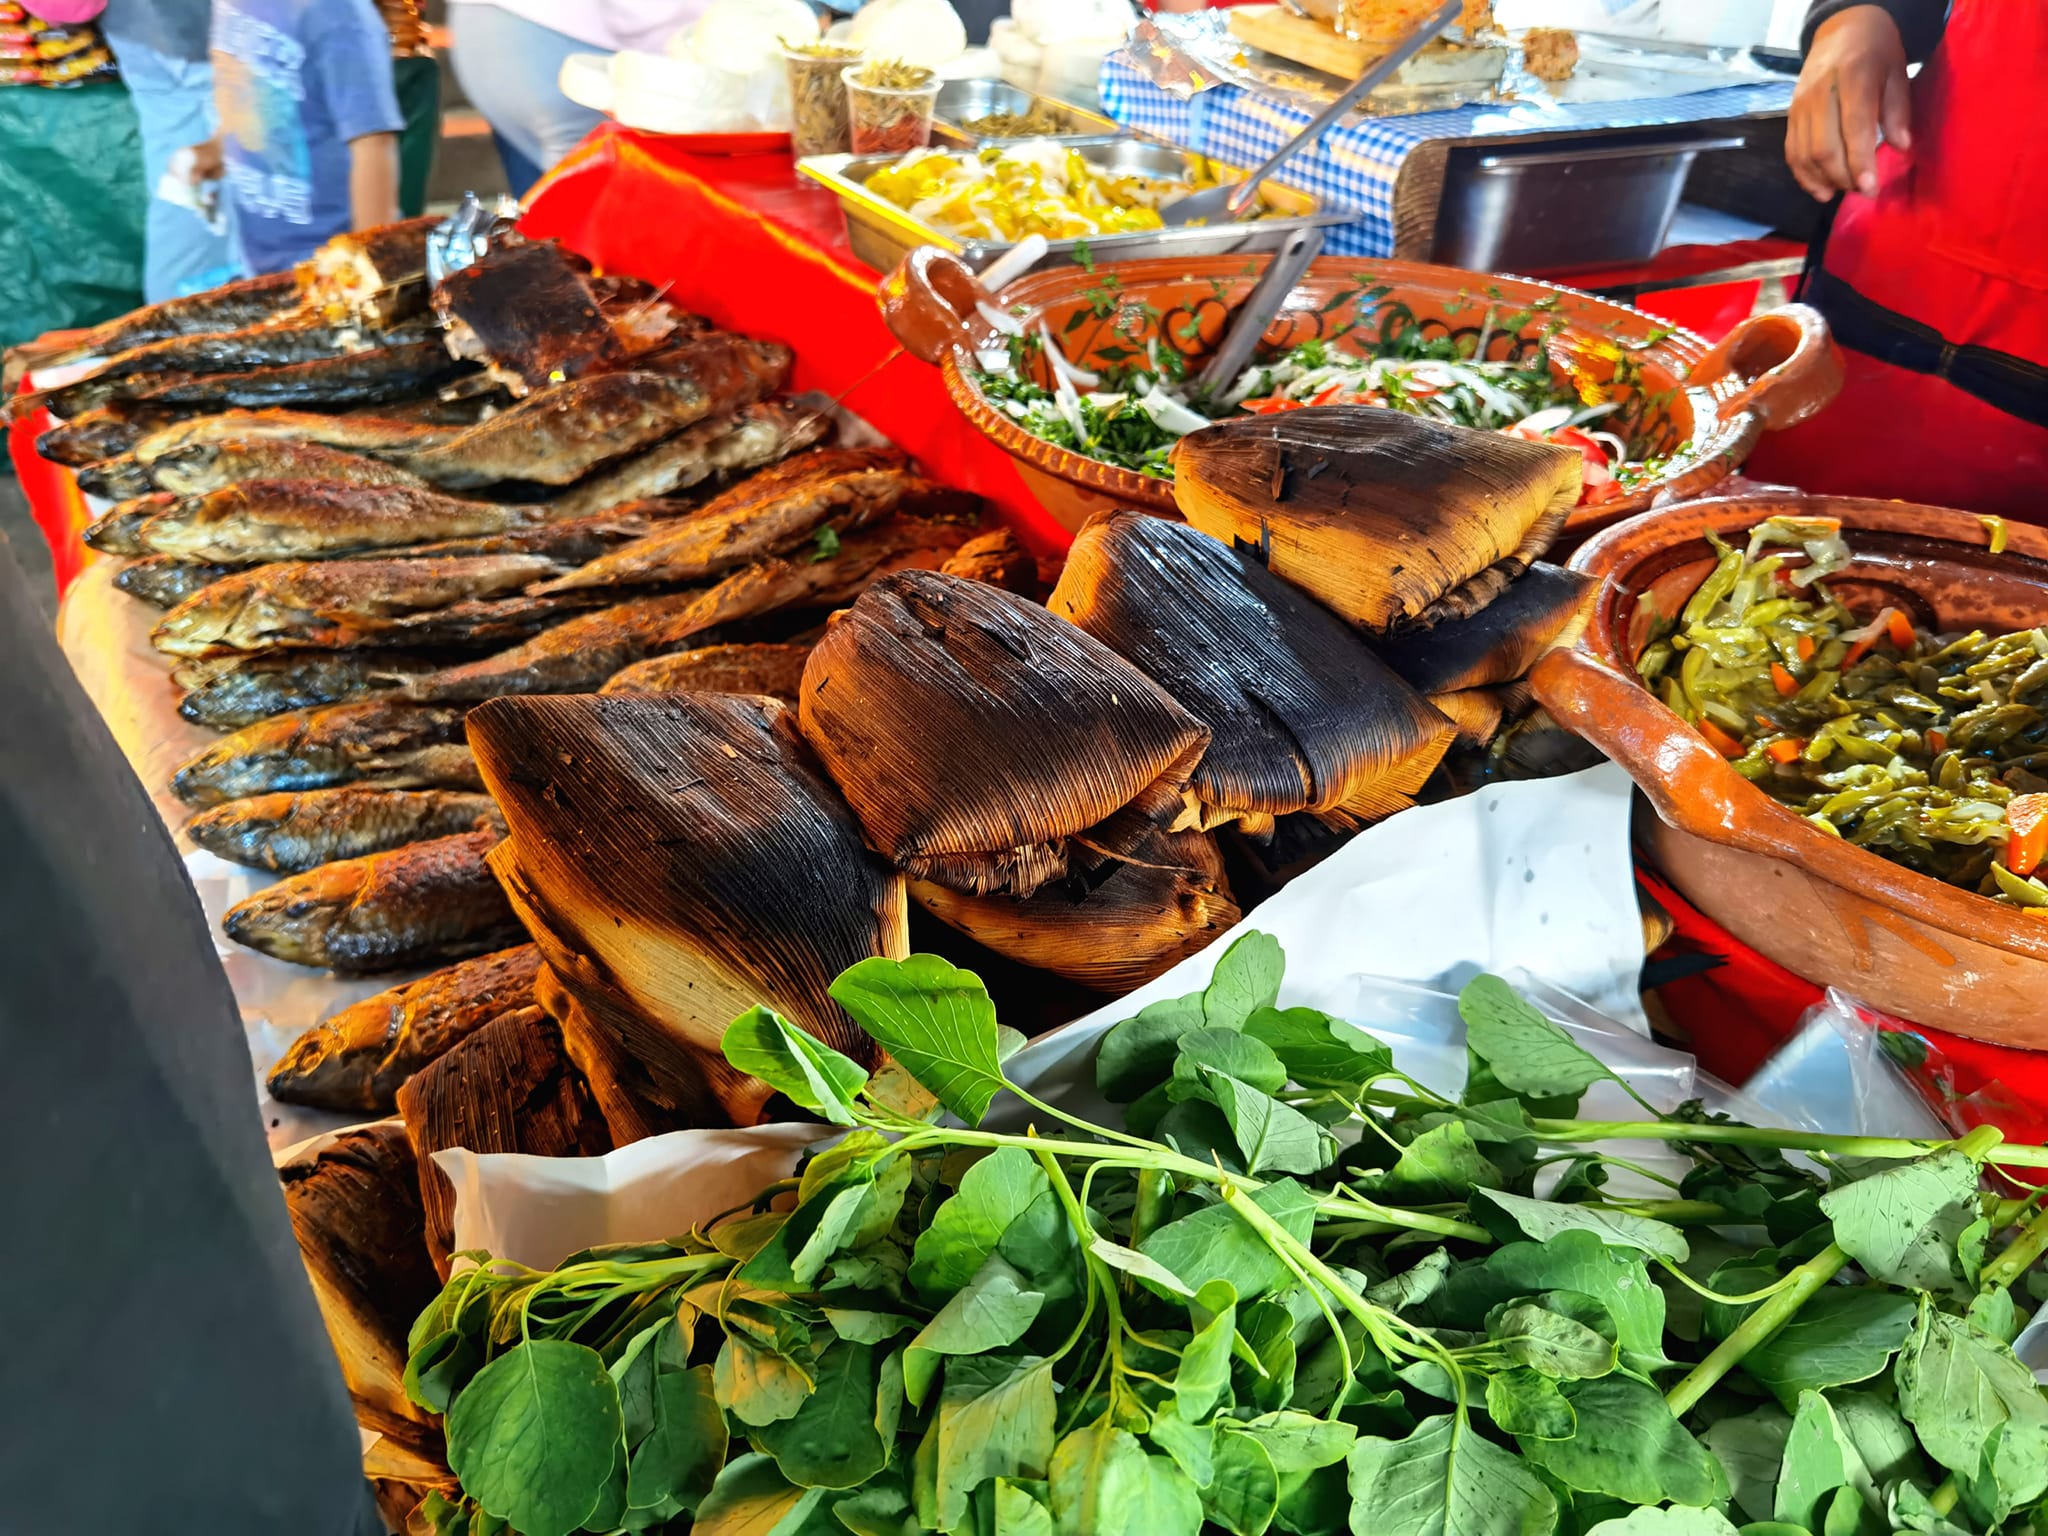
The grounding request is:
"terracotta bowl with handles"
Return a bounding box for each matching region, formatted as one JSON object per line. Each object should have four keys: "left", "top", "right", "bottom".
{"left": 1532, "top": 494, "right": 2048, "bottom": 1045}
{"left": 879, "top": 246, "right": 1842, "bottom": 540}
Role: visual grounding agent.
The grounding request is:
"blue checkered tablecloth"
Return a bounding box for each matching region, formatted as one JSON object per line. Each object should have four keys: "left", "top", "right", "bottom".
{"left": 1098, "top": 53, "right": 1793, "bottom": 258}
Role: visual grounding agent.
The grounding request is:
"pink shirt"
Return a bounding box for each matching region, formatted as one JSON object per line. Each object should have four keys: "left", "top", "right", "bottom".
{"left": 446, "top": 0, "right": 710, "bottom": 53}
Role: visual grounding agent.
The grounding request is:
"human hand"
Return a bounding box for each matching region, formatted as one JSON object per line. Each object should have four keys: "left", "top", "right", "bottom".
{"left": 1787, "top": 5, "right": 1912, "bottom": 201}
{"left": 184, "top": 136, "right": 225, "bottom": 183}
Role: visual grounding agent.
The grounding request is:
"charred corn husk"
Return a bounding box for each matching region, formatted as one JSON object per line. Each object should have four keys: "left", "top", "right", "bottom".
{"left": 1373, "top": 562, "right": 1595, "bottom": 695}
{"left": 939, "top": 526, "right": 1040, "bottom": 596}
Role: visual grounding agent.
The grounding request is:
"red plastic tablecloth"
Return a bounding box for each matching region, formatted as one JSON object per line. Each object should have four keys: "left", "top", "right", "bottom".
{"left": 519, "top": 126, "right": 1066, "bottom": 555}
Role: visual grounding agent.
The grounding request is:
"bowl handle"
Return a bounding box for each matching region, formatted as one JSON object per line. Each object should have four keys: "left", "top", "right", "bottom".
{"left": 1530, "top": 646, "right": 1816, "bottom": 862}
{"left": 1687, "top": 303, "right": 1844, "bottom": 431}
{"left": 878, "top": 246, "right": 989, "bottom": 367}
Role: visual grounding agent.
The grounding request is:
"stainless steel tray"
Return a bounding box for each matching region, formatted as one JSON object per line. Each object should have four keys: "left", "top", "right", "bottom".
{"left": 798, "top": 137, "right": 1348, "bottom": 274}
{"left": 931, "top": 79, "right": 1120, "bottom": 146}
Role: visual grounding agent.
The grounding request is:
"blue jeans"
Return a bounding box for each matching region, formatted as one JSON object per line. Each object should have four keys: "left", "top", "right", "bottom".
{"left": 448, "top": 5, "right": 608, "bottom": 198}
{"left": 97, "top": 40, "right": 239, "bottom": 301}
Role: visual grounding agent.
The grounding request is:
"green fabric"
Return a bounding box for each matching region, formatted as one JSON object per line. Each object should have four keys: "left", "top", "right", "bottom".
{"left": 0, "top": 81, "right": 147, "bottom": 351}
{"left": 394, "top": 53, "right": 441, "bottom": 220}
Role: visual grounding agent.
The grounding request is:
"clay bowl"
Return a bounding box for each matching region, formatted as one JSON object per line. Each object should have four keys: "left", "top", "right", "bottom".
{"left": 1532, "top": 494, "right": 2048, "bottom": 1044}
{"left": 880, "top": 247, "right": 1841, "bottom": 539}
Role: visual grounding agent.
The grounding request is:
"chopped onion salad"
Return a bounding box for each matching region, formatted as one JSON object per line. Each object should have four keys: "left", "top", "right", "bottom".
{"left": 972, "top": 279, "right": 1682, "bottom": 503}
{"left": 1639, "top": 514, "right": 2048, "bottom": 908}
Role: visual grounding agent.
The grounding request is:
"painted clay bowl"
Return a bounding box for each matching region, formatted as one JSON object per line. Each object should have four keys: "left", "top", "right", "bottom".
{"left": 880, "top": 247, "right": 1841, "bottom": 538}
{"left": 1533, "top": 494, "right": 2048, "bottom": 1044}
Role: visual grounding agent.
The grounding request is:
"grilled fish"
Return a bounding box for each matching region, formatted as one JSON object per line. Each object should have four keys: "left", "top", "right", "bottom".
{"left": 394, "top": 340, "right": 793, "bottom": 490}
{"left": 298, "top": 215, "right": 443, "bottom": 322}
{"left": 435, "top": 239, "right": 626, "bottom": 394}
{"left": 535, "top": 447, "right": 972, "bottom": 593}
{"left": 409, "top": 514, "right": 967, "bottom": 701}
{"left": 266, "top": 944, "right": 544, "bottom": 1111}
{"left": 84, "top": 493, "right": 180, "bottom": 556}
{"left": 170, "top": 700, "right": 475, "bottom": 805}
{"left": 133, "top": 408, "right": 466, "bottom": 462}
{"left": 187, "top": 784, "right": 504, "bottom": 871}
{"left": 222, "top": 828, "right": 521, "bottom": 973}
{"left": 176, "top": 649, "right": 441, "bottom": 728}
{"left": 4, "top": 270, "right": 300, "bottom": 388}
{"left": 74, "top": 453, "right": 159, "bottom": 500}
{"left": 546, "top": 399, "right": 830, "bottom": 518}
{"left": 35, "top": 405, "right": 180, "bottom": 466}
{"left": 114, "top": 556, "right": 233, "bottom": 610}
{"left": 134, "top": 341, "right": 469, "bottom": 411}
{"left": 135, "top": 479, "right": 530, "bottom": 565}
{"left": 601, "top": 642, "right": 811, "bottom": 700}
{"left": 147, "top": 440, "right": 433, "bottom": 497}
{"left": 334, "top": 506, "right": 681, "bottom": 566}
{"left": 152, "top": 554, "right": 565, "bottom": 656}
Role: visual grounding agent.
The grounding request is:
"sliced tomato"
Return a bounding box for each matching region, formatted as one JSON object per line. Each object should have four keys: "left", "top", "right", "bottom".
{"left": 1547, "top": 425, "right": 1610, "bottom": 471}
{"left": 1238, "top": 396, "right": 1305, "bottom": 415}
{"left": 2007, "top": 793, "right": 2048, "bottom": 878}
{"left": 1578, "top": 479, "right": 1624, "bottom": 507}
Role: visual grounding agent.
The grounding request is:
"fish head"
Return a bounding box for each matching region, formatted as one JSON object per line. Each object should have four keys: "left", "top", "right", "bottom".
{"left": 265, "top": 1014, "right": 378, "bottom": 1107}
{"left": 223, "top": 870, "right": 351, "bottom": 966}
{"left": 152, "top": 575, "right": 257, "bottom": 658}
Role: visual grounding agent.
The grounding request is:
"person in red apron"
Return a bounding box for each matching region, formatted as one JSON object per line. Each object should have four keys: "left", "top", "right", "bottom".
{"left": 1745, "top": 0, "right": 2048, "bottom": 521}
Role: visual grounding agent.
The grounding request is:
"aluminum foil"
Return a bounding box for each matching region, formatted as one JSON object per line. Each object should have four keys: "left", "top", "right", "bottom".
{"left": 426, "top": 191, "right": 525, "bottom": 284}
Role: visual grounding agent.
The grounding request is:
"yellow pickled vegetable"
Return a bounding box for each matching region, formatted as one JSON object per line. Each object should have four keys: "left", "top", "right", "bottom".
{"left": 863, "top": 142, "right": 1215, "bottom": 241}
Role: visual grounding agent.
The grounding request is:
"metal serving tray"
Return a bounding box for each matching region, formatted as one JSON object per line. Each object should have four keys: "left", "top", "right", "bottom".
{"left": 798, "top": 137, "right": 1348, "bottom": 274}
{"left": 930, "top": 79, "right": 1121, "bottom": 146}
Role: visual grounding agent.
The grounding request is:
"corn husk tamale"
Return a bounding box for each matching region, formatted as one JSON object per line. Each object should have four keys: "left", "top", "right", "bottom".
{"left": 1049, "top": 511, "right": 1456, "bottom": 835}
{"left": 467, "top": 692, "right": 905, "bottom": 1123}
{"left": 1372, "top": 563, "right": 1595, "bottom": 695}
{"left": 1429, "top": 686, "right": 1509, "bottom": 748}
{"left": 800, "top": 570, "right": 1211, "bottom": 897}
{"left": 913, "top": 827, "right": 1240, "bottom": 993}
{"left": 396, "top": 1009, "right": 615, "bottom": 1274}
{"left": 532, "top": 962, "right": 694, "bottom": 1145}
{"left": 276, "top": 1121, "right": 444, "bottom": 1439}
{"left": 1169, "top": 407, "right": 1582, "bottom": 633}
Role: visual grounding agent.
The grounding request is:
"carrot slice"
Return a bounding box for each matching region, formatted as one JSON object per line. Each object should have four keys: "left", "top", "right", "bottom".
{"left": 1771, "top": 662, "right": 1799, "bottom": 695}
{"left": 1700, "top": 720, "right": 1744, "bottom": 758}
{"left": 1796, "top": 634, "right": 1817, "bottom": 662}
{"left": 1765, "top": 738, "right": 1805, "bottom": 764}
{"left": 1886, "top": 608, "right": 1918, "bottom": 651}
{"left": 2007, "top": 793, "right": 2048, "bottom": 878}
{"left": 1926, "top": 729, "right": 1947, "bottom": 755}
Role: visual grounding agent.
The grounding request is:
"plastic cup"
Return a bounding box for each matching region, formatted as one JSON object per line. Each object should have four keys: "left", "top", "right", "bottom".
{"left": 783, "top": 44, "right": 862, "bottom": 158}
{"left": 841, "top": 63, "right": 940, "bottom": 156}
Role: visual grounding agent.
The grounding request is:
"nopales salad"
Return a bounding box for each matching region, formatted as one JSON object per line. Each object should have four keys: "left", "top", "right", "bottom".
{"left": 406, "top": 933, "right": 2048, "bottom": 1536}
{"left": 972, "top": 281, "right": 1683, "bottom": 504}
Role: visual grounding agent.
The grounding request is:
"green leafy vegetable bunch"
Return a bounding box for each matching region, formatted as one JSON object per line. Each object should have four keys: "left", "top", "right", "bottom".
{"left": 405, "top": 935, "right": 2048, "bottom": 1536}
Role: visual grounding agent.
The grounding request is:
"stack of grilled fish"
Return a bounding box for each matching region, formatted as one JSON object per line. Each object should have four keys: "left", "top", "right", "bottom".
{"left": 22, "top": 218, "right": 1001, "bottom": 1001}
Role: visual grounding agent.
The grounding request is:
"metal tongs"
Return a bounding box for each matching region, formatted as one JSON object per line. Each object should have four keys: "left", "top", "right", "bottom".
{"left": 427, "top": 192, "right": 525, "bottom": 284}
{"left": 1157, "top": 0, "right": 1463, "bottom": 227}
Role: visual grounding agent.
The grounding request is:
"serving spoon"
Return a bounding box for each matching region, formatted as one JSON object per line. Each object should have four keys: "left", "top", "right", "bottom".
{"left": 1158, "top": 0, "right": 1464, "bottom": 227}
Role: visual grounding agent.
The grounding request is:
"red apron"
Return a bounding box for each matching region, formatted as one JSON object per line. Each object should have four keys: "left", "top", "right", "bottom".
{"left": 1746, "top": 0, "right": 2048, "bottom": 519}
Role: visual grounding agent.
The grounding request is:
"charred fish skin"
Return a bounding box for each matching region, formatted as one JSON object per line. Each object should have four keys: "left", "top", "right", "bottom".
{"left": 265, "top": 944, "right": 544, "bottom": 1112}
{"left": 338, "top": 507, "right": 675, "bottom": 567}
{"left": 147, "top": 440, "right": 432, "bottom": 497}
{"left": 169, "top": 700, "right": 472, "bottom": 806}
{"left": 133, "top": 408, "right": 465, "bottom": 463}
{"left": 221, "top": 828, "right": 522, "bottom": 973}
{"left": 4, "top": 270, "right": 300, "bottom": 390}
{"left": 136, "top": 479, "right": 532, "bottom": 564}
{"left": 135, "top": 340, "right": 471, "bottom": 411}
{"left": 114, "top": 556, "right": 234, "bottom": 610}
{"left": 175, "top": 649, "right": 440, "bottom": 729}
{"left": 600, "top": 642, "right": 812, "bottom": 700}
{"left": 546, "top": 399, "right": 830, "bottom": 518}
{"left": 186, "top": 784, "right": 504, "bottom": 872}
{"left": 393, "top": 342, "right": 791, "bottom": 490}
{"left": 151, "top": 553, "right": 564, "bottom": 656}
{"left": 434, "top": 239, "right": 627, "bottom": 394}
{"left": 35, "top": 406, "right": 171, "bottom": 467}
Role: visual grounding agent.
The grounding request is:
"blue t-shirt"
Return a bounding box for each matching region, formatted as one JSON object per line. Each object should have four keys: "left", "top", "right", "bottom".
{"left": 211, "top": 0, "right": 404, "bottom": 275}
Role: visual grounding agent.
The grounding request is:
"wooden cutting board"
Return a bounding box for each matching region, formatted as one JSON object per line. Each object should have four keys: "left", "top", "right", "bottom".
{"left": 1227, "top": 5, "right": 1382, "bottom": 78}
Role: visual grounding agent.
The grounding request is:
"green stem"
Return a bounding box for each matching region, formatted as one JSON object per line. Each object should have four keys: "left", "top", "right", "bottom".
{"left": 1981, "top": 1200, "right": 2048, "bottom": 1293}
{"left": 1928, "top": 1478, "right": 1960, "bottom": 1517}
{"left": 1664, "top": 1124, "right": 2005, "bottom": 1417}
{"left": 1530, "top": 1118, "right": 2048, "bottom": 1168}
{"left": 1665, "top": 1242, "right": 1851, "bottom": 1417}
{"left": 1598, "top": 1200, "right": 1732, "bottom": 1225}
{"left": 1130, "top": 1168, "right": 1171, "bottom": 1253}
